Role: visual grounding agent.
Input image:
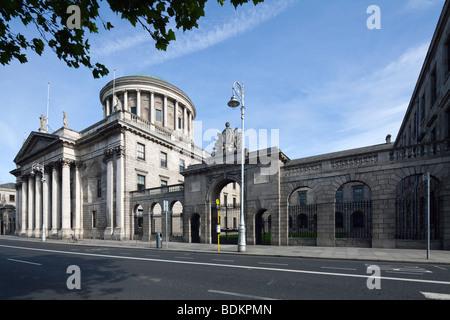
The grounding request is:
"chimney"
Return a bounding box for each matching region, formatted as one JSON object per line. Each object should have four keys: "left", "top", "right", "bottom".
{"left": 386, "top": 134, "right": 392, "bottom": 144}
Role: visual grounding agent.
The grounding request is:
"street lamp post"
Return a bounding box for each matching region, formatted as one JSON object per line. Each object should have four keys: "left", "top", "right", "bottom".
{"left": 227, "top": 81, "right": 246, "bottom": 252}
{"left": 31, "top": 163, "right": 46, "bottom": 242}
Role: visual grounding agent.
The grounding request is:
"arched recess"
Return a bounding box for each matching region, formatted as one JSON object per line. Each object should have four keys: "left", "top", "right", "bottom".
{"left": 395, "top": 174, "right": 441, "bottom": 243}
{"left": 335, "top": 181, "right": 372, "bottom": 239}
{"left": 207, "top": 178, "right": 241, "bottom": 244}
{"left": 190, "top": 213, "right": 201, "bottom": 243}
{"left": 171, "top": 200, "right": 183, "bottom": 236}
{"left": 151, "top": 202, "right": 162, "bottom": 234}
{"left": 133, "top": 204, "right": 144, "bottom": 239}
{"left": 287, "top": 186, "right": 317, "bottom": 242}
{"left": 255, "top": 209, "right": 271, "bottom": 245}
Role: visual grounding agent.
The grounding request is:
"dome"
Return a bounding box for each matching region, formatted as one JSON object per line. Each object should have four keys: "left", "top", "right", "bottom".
{"left": 98, "top": 75, "right": 196, "bottom": 137}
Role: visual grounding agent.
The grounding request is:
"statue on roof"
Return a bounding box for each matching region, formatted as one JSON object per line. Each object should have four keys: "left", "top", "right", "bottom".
{"left": 39, "top": 114, "right": 47, "bottom": 133}
{"left": 113, "top": 94, "right": 122, "bottom": 112}
{"left": 63, "top": 111, "right": 68, "bottom": 128}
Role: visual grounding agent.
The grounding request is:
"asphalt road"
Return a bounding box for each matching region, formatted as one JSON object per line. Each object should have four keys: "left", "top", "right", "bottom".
{"left": 1, "top": 239, "right": 450, "bottom": 302}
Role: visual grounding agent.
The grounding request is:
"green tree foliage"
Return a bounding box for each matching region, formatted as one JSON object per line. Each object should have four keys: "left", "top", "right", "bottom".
{"left": 0, "top": 0, "right": 263, "bottom": 78}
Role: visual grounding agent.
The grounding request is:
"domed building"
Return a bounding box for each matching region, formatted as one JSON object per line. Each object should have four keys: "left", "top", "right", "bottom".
{"left": 11, "top": 75, "right": 204, "bottom": 240}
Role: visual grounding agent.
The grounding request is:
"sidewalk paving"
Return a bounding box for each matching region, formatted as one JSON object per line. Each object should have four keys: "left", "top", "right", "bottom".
{"left": 1, "top": 235, "right": 450, "bottom": 264}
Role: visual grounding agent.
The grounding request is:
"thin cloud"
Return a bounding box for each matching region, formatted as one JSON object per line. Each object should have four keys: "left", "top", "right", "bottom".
{"left": 141, "top": 0, "right": 296, "bottom": 66}
{"left": 405, "top": 0, "right": 435, "bottom": 10}
{"left": 265, "top": 42, "right": 429, "bottom": 159}
{"left": 92, "top": 0, "right": 296, "bottom": 65}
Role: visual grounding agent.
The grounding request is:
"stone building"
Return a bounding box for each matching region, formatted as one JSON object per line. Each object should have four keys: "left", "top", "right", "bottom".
{"left": 10, "top": 1, "right": 450, "bottom": 250}
{"left": 0, "top": 183, "right": 16, "bottom": 235}
{"left": 11, "top": 75, "right": 203, "bottom": 240}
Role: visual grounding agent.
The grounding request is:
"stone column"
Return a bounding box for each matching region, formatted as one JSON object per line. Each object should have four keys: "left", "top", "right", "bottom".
{"left": 174, "top": 101, "right": 178, "bottom": 131}
{"left": 150, "top": 92, "right": 155, "bottom": 124}
{"left": 61, "top": 159, "right": 71, "bottom": 238}
{"left": 51, "top": 164, "right": 60, "bottom": 237}
{"left": 74, "top": 163, "right": 82, "bottom": 238}
{"left": 27, "top": 175, "right": 34, "bottom": 237}
{"left": 163, "top": 96, "right": 167, "bottom": 127}
{"left": 105, "top": 149, "right": 114, "bottom": 237}
{"left": 183, "top": 107, "right": 187, "bottom": 136}
{"left": 316, "top": 201, "right": 335, "bottom": 247}
{"left": 42, "top": 170, "right": 50, "bottom": 239}
{"left": 34, "top": 173, "right": 42, "bottom": 237}
{"left": 106, "top": 99, "right": 110, "bottom": 117}
{"left": 189, "top": 112, "right": 193, "bottom": 140}
{"left": 21, "top": 179, "right": 27, "bottom": 236}
{"left": 123, "top": 90, "right": 128, "bottom": 112}
{"left": 115, "top": 146, "right": 125, "bottom": 239}
{"left": 136, "top": 90, "right": 141, "bottom": 118}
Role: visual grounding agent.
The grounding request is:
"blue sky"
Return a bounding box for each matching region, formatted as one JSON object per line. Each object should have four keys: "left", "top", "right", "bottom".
{"left": 0, "top": 0, "right": 446, "bottom": 184}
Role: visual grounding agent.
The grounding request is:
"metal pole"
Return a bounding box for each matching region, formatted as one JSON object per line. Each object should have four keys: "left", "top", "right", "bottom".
{"left": 217, "top": 199, "right": 220, "bottom": 252}
{"left": 238, "top": 84, "right": 246, "bottom": 252}
{"left": 165, "top": 208, "right": 168, "bottom": 249}
{"left": 46, "top": 83, "right": 50, "bottom": 132}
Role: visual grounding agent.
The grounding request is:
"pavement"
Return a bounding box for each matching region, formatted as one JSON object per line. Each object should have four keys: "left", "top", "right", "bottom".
{"left": 1, "top": 234, "right": 450, "bottom": 264}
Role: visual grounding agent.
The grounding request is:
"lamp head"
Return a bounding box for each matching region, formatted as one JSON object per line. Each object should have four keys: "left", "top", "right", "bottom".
{"left": 227, "top": 95, "right": 240, "bottom": 108}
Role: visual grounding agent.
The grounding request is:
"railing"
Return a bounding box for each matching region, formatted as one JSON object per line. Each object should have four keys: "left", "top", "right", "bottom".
{"left": 335, "top": 201, "right": 372, "bottom": 239}
{"left": 131, "top": 184, "right": 184, "bottom": 197}
{"left": 288, "top": 204, "right": 317, "bottom": 238}
{"left": 389, "top": 139, "right": 450, "bottom": 161}
{"left": 395, "top": 198, "right": 440, "bottom": 240}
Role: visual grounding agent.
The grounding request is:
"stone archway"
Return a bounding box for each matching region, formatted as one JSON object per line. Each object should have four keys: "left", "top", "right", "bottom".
{"left": 191, "top": 213, "right": 201, "bottom": 243}
{"left": 207, "top": 178, "right": 241, "bottom": 245}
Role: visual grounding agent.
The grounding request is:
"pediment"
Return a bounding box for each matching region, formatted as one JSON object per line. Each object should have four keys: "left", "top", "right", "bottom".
{"left": 14, "top": 131, "right": 61, "bottom": 164}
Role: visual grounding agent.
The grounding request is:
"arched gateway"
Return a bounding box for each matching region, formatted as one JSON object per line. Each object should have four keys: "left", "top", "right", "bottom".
{"left": 181, "top": 143, "right": 288, "bottom": 246}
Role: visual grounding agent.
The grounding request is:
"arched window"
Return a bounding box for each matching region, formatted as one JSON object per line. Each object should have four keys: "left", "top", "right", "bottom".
{"left": 298, "top": 214, "right": 308, "bottom": 228}
{"left": 335, "top": 212, "right": 343, "bottom": 228}
{"left": 352, "top": 211, "right": 364, "bottom": 228}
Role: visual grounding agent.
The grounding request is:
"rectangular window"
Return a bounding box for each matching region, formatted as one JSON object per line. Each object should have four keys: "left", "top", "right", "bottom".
{"left": 160, "top": 151, "right": 167, "bottom": 167}
{"left": 420, "top": 93, "right": 426, "bottom": 122}
{"left": 224, "top": 195, "right": 228, "bottom": 206}
{"left": 160, "top": 179, "right": 168, "bottom": 187}
{"left": 299, "top": 191, "right": 307, "bottom": 205}
{"left": 233, "top": 197, "right": 237, "bottom": 208}
{"left": 335, "top": 190, "right": 342, "bottom": 203}
{"left": 92, "top": 211, "right": 96, "bottom": 228}
{"left": 137, "top": 143, "right": 145, "bottom": 160}
{"left": 156, "top": 109, "right": 162, "bottom": 122}
{"left": 97, "top": 180, "right": 102, "bottom": 198}
{"left": 353, "top": 187, "right": 363, "bottom": 202}
{"left": 9, "top": 194, "right": 15, "bottom": 202}
{"left": 179, "top": 159, "right": 185, "bottom": 173}
{"left": 430, "top": 68, "right": 437, "bottom": 105}
{"left": 178, "top": 117, "right": 182, "bottom": 129}
{"left": 137, "top": 174, "right": 146, "bottom": 191}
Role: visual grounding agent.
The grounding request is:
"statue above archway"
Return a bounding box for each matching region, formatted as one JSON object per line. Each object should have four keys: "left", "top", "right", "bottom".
{"left": 213, "top": 122, "right": 241, "bottom": 155}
